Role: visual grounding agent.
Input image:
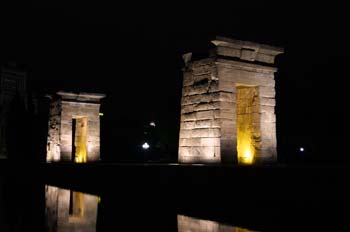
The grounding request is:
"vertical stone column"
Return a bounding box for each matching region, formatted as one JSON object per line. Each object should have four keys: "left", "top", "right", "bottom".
{"left": 178, "top": 58, "right": 221, "bottom": 163}
{"left": 178, "top": 36, "right": 283, "bottom": 164}
{"left": 46, "top": 91, "right": 105, "bottom": 163}
{"left": 47, "top": 100, "right": 62, "bottom": 162}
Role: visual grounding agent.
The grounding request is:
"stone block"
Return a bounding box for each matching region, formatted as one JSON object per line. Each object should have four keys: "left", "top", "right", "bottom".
{"left": 180, "top": 121, "right": 195, "bottom": 130}
{"left": 214, "top": 109, "right": 235, "bottom": 120}
{"left": 200, "top": 138, "right": 221, "bottom": 147}
{"left": 179, "top": 129, "right": 192, "bottom": 138}
{"left": 215, "top": 46, "right": 241, "bottom": 58}
{"left": 181, "top": 105, "right": 194, "bottom": 114}
{"left": 195, "top": 119, "right": 213, "bottom": 129}
{"left": 219, "top": 92, "right": 235, "bottom": 102}
{"left": 183, "top": 72, "right": 194, "bottom": 86}
{"left": 191, "top": 58, "right": 214, "bottom": 68}
{"left": 212, "top": 119, "right": 222, "bottom": 128}
{"left": 260, "top": 97, "right": 275, "bottom": 106}
{"left": 219, "top": 67, "right": 275, "bottom": 87}
{"left": 256, "top": 53, "right": 275, "bottom": 63}
{"left": 196, "top": 110, "right": 214, "bottom": 120}
{"left": 179, "top": 138, "right": 202, "bottom": 147}
{"left": 261, "top": 112, "right": 276, "bottom": 122}
{"left": 181, "top": 112, "right": 196, "bottom": 121}
{"left": 241, "top": 48, "right": 257, "bottom": 61}
{"left": 193, "top": 102, "right": 220, "bottom": 111}
{"left": 192, "top": 65, "right": 213, "bottom": 76}
{"left": 193, "top": 73, "right": 211, "bottom": 83}
{"left": 191, "top": 128, "right": 221, "bottom": 138}
{"left": 260, "top": 123, "right": 276, "bottom": 136}
{"left": 208, "top": 81, "right": 219, "bottom": 93}
{"left": 220, "top": 101, "right": 235, "bottom": 110}
{"left": 260, "top": 105, "right": 275, "bottom": 114}
{"left": 192, "top": 83, "right": 211, "bottom": 95}
{"left": 259, "top": 86, "right": 276, "bottom": 98}
{"left": 178, "top": 146, "right": 192, "bottom": 157}
{"left": 219, "top": 80, "right": 235, "bottom": 92}
{"left": 181, "top": 94, "right": 215, "bottom": 105}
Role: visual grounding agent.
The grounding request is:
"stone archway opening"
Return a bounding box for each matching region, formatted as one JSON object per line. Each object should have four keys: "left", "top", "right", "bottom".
{"left": 236, "top": 85, "right": 261, "bottom": 164}
{"left": 72, "top": 117, "right": 88, "bottom": 163}
{"left": 69, "top": 190, "right": 84, "bottom": 218}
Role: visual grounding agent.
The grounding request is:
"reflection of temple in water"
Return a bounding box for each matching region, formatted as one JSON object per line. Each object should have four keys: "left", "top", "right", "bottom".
{"left": 177, "top": 214, "right": 256, "bottom": 232}
{"left": 45, "top": 185, "right": 99, "bottom": 232}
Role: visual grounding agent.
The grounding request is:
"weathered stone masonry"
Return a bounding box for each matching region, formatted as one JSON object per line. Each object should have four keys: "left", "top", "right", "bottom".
{"left": 178, "top": 36, "right": 283, "bottom": 164}
{"left": 46, "top": 186, "right": 98, "bottom": 232}
{"left": 46, "top": 91, "right": 105, "bottom": 162}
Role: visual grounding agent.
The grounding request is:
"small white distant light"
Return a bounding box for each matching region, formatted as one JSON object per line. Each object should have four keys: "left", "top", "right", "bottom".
{"left": 142, "top": 142, "right": 150, "bottom": 150}
{"left": 150, "top": 121, "right": 156, "bottom": 127}
{"left": 99, "top": 113, "right": 104, "bottom": 116}
{"left": 299, "top": 147, "right": 304, "bottom": 152}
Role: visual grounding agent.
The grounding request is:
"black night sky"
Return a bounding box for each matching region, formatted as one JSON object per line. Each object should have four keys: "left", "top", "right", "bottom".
{"left": 1, "top": 2, "right": 350, "bottom": 163}
{"left": 3, "top": 2, "right": 350, "bottom": 232}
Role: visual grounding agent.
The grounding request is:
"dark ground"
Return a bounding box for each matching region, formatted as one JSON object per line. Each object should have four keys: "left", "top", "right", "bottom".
{"left": 2, "top": 160, "right": 350, "bottom": 231}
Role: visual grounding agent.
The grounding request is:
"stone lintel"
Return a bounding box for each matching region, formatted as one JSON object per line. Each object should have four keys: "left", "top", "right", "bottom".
{"left": 61, "top": 100, "right": 101, "bottom": 106}
{"left": 57, "top": 91, "right": 106, "bottom": 103}
{"left": 216, "top": 58, "right": 278, "bottom": 73}
{"left": 211, "top": 36, "right": 284, "bottom": 58}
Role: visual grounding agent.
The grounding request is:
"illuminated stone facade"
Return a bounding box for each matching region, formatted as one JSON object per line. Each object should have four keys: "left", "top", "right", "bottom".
{"left": 178, "top": 37, "right": 283, "bottom": 164}
{"left": 46, "top": 91, "right": 105, "bottom": 162}
{"left": 45, "top": 186, "right": 99, "bottom": 232}
{"left": 177, "top": 215, "right": 254, "bottom": 232}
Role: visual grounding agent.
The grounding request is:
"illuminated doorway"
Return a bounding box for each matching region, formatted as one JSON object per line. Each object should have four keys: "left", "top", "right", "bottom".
{"left": 69, "top": 191, "right": 84, "bottom": 218}
{"left": 72, "top": 117, "right": 88, "bottom": 163}
{"left": 236, "top": 85, "right": 261, "bottom": 164}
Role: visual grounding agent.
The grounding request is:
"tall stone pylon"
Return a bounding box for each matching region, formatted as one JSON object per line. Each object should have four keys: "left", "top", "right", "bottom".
{"left": 178, "top": 36, "right": 284, "bottom": 164}
{"left": 46, "top": 91, "right": 105, "bottom": 163}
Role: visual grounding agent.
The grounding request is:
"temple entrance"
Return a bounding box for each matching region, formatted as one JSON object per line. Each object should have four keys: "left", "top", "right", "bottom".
{"left": 69, "top": 191, "right": 84, "bottom": 218}
{"left": 72, "top": 117, "right": 88, "bottom": 163}
{"left": 236, "top": 85, "right": 261, "bottom": 164}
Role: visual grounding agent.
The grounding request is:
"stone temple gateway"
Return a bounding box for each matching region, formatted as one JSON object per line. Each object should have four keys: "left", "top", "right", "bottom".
{"left": 46, "top": 91, "right": 105, "bottom": 163}
{"left": 178, "top": 37, "right": 284, "bottom": 164}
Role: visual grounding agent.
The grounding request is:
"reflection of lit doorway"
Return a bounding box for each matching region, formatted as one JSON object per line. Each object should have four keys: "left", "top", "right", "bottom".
{"left": 236, "top": 85, "right": 261, "bottom": 164}
{"left": 69, "top": 191, "right": 84, "bottom": 218}
{"left": 72, "top": 117, "right": 88, "bottom": 163}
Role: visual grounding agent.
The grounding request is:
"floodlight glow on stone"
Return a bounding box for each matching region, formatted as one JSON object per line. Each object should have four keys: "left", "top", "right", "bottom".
{"left": 177, "top": 37, "right": 284, "bottom": 164}
{"left": 142, "top": 142, "right": 150, "bottom": 150}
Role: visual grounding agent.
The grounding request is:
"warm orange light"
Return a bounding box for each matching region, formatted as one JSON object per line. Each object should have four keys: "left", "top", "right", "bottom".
{"left": 74, "top": 117, "right": 88, "bottom": 163}
{"left": 70, "top": 191, "right": 84, "bottom": 218}
{"left": 242, "top": 148, "right": 254, "bottom": 164}
{"left": 236, "top": 85, "right": 260, "bottom": 165}
{"left": 237, "top": 130, "right": 254, "bottom": 165}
